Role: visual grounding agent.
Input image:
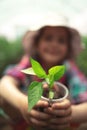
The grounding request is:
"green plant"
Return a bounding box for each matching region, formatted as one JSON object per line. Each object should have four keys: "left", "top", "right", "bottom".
{"left": 0, "top": 36, "right": 23, "bottom": 77}
{"left": 76, "top": 36, "right": 87, "bottom": 76}
{"left": 21, "top": 58, "right": 65, "bottom": 111}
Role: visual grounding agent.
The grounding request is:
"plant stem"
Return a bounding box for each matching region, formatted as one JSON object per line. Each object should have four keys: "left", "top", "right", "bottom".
{"left": 48, "top": 89, "right": 54, "bottom": 99}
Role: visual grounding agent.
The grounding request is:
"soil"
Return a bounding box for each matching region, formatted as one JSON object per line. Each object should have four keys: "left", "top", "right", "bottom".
{"left": 42, "top": 85, "right": 63, "bottom": 99}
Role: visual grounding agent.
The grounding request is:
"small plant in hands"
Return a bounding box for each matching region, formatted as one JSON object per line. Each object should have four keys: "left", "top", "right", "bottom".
{"left": 21, "top": 58, "right": 65, "bottom": 111}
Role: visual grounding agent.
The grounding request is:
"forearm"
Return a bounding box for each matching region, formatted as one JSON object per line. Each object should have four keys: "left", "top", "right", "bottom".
{"left": 0, "top": 76, "right": 27, "bottom": 110}
{"left": 71, "top": 103, "right": 87, "bottom": 123}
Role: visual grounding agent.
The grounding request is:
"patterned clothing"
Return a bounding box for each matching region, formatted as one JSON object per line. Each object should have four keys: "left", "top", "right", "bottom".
{"left": 6, "top": 56, "right": 87, "bottom": 104}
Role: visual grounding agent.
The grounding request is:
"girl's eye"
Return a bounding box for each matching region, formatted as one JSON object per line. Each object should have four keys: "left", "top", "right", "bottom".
{"left": 58, "top": 37, "right": 66, "bottom": 44}
{"left": 44, "top": 35, "right": 53, "bottom": 42}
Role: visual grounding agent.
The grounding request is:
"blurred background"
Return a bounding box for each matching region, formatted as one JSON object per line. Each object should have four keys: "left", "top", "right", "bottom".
{"left": 0, "top": 0, "right": 87, "bottom": 78}
{"left": 0, "top": 0, "right": 87, "bottom": 130}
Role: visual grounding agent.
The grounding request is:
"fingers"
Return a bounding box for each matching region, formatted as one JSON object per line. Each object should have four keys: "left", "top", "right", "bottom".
{"left": 43, "top": 83, "right": 59, "bottom": 92}
{"left": 53, "top": 83, "right": 60, "bottom": 92}
{"left": 29, "top": 109, "right": 51, "bottom": 120}
{"left": 45, "top": 107, "right": 72, "bottom": 117}
{"left": 43, "top": 83, "right": 48, "bottom": 89}
{"left": 30, "top": 117, "right": 48, "bottom": 127}
{"left": 34, "top": 100, "right": 49, "bottom": 108}
{"left": 52, "top": 99, "right": 71, "bottom": 109}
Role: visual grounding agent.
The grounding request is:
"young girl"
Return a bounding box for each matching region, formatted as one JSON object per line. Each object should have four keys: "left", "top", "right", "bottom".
{"left": 0, "top": 14, "right": 87, "bottom": 130}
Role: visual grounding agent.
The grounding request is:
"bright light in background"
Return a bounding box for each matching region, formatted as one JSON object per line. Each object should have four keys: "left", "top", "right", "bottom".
{"left": 0, "top": 0, "right": 87, "bottom": 39}
{"left": 70, "top": 10, "right": 87, "bottom": 35}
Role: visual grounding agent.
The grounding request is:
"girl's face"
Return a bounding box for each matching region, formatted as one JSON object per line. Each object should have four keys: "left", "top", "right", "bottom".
{"left": 37, "top": 27, "right": 69, "bottom": 64}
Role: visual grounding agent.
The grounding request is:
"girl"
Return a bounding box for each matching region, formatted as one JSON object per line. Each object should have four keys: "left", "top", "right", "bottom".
{"left": 0, "top": 14, "right": 87, "bottom": 130}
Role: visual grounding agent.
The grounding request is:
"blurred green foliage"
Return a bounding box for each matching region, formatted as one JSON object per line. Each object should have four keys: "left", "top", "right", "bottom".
{"left": 76, "top": 36, "right": 87, "bottom": 76}
{"left": 0, "top": 37, "right": 23, "bottom": 77}
{"left": 0, "top": 36, "right": 87, "bottom": 78}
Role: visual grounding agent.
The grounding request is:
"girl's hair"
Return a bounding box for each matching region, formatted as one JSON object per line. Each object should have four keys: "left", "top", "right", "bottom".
{"left": 30, "top": 26, "right": 82, "bottom": 60}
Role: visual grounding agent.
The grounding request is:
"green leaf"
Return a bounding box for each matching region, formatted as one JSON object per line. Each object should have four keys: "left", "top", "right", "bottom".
{"left": 21, "top": 67, "right": 36, "bottom": 75}
{"left": 49, "top": 65, "right": 65, "bottom": 81}
{"left": 47, "top": 74, "right": 54, "bottom": 88}
{"left": 28, "top": 81, "right": 43, "bottom": 111}
{"left": 30, "top": 58, "right": 47, "bottom": 78}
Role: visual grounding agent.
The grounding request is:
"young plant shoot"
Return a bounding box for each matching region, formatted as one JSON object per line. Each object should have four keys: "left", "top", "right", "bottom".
{"left": 21, "top": 58, "right": 65, "bottom": 111}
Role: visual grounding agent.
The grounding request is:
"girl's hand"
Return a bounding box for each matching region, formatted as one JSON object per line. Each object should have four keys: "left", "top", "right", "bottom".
{"left": 44, "top": 99, "right": 72, "bottom": 130}
{"left": 20, "top": 97, "right": 50, "bottom": 129}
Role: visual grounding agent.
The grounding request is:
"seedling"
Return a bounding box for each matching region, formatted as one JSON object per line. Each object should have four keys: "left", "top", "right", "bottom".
{"left": 21, "top": 58, "right": 65, "bottom": 111}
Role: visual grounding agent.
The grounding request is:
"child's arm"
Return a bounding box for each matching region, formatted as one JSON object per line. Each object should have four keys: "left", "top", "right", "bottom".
{"left": 0, "top": 75, "right": 27, "bottom": 109}
{"left": 72, "top": 103, "right": 87, "bottom": 123}
{"left": 0, "top": 75, "right": 50, "bottom": 128}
